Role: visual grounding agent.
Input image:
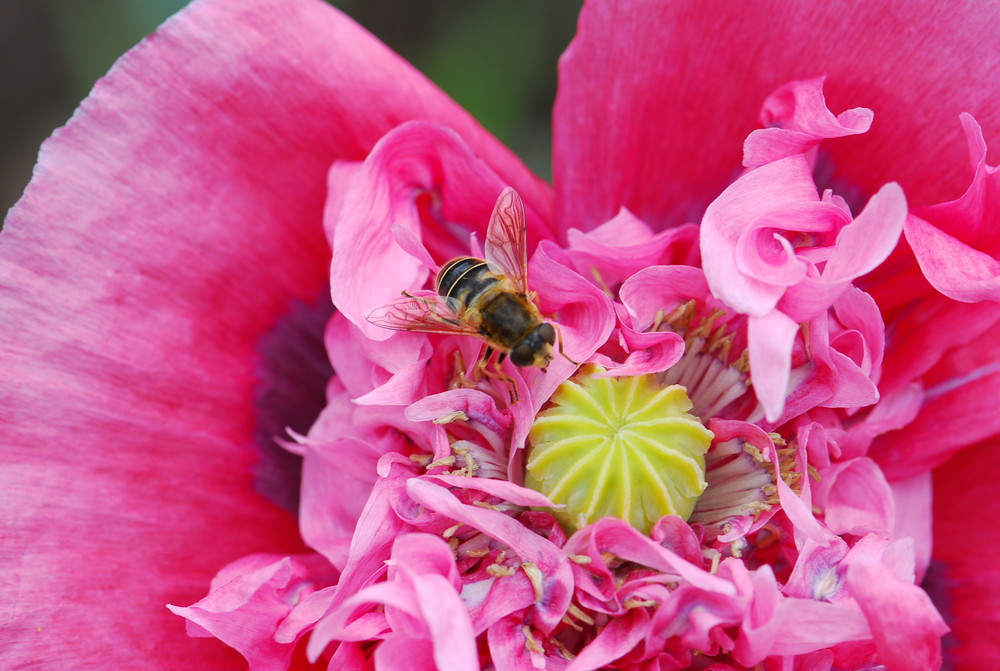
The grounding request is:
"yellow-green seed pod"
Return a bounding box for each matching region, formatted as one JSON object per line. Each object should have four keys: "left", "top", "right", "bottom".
{"left": 526, "top": 371, "right": 713, "bottom": 534}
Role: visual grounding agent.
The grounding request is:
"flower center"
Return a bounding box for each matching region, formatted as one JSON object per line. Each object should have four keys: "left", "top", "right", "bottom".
{"left": 525, "top": 369, "right": 713, "bottom": 534}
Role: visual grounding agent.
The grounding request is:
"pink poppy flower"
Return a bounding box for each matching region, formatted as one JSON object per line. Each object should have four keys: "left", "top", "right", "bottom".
{"left": 4, "top": 0, "right": 1000, "bottom": 669}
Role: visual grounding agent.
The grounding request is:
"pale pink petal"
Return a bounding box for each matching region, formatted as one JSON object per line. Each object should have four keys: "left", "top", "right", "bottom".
{"left": 766, "top": 598, "right": 873, "bottom": 657}
{"left": 732, "top": 565, "right": 871, "bottom": 664}
{"left": 592, "top": 325, "right": 686, "bottom": 378}
{"left": 565, "top": 518, "right": 736, "bottom": 595}
{"left": 649, "top": 516, "right": 704, "bottom": 567}
{"left": 783, "top": 537, "right": 850, "bottom": 602}
{"left": 300, "top": 456, "right": 414, "bottom": 653}
{"left": 619, "top": 265, "right": 716, "bottom": 330}
{"left": 822, "top": 182, "right": 907, "bottom": 283}
{"left": 168, "top": 554, "right": 334, "bottom": 671}
{"left": 405, "top": 478, "right": 574, "bottom": 633}
{"left": 832, "top": 286, "right": 885, "bottom": 383}
{"left": 889, "top": 474, "right": 933, "bottom": 583}
{"left": 801, "top": 313, "right": 879, "bottom": 412}
{"left": 310, "top": 534, "right": 479, "bottom": 670}
{"left": 352, "top": 360, "right": 428, "bottom": 406}
{"left": 701, "top": 155, "right": 819, "bottom": 316}
{"left": 464, "top": 573, "right": 537, "bottom": 635}
{"left": 747, "top": 311, "right": 799, "bottom": 422}
{"left": 846, "top": 558, "right": 949, "bottom": 671}
{"left": 744, "top": 76, "right": 873, "bottom": 168}
{"left": 426, "top": 475, "right": 558, "bottom": 508}
{"left": 814, "top": 458, "right": 894, "bottom": 538}
{"left": 644, "top": 582, "right": 745, "bottom": 653}
{"left": 299, "top": 439, "right": 385, "bottom": 570}
{"left": 487, "top": 614, "right": 563, "bottom": 671}
{"left": 329, "top": 121, "right": 554, "bottom": 340}
{"left": 374, "top": 638, "right": 438, "bottom": 671}
{"left": 564, "top": 209, "right": 700, "bottom": 288}
{"left": 323, "top": 160, "right": 363, "bottom": 250}
{"left": 396, "top": 540, "right": 478, "bottom": 671}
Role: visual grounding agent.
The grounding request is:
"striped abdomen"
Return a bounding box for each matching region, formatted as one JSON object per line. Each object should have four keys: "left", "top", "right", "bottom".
{"left": 436, "top": 257, "right": 500, "bottom": 309}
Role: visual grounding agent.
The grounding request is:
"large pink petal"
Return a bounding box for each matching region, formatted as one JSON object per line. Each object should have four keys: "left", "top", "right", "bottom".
{"left": 931, "top": 441, "right": 1000, "bottom": 668}
{"left": 871, "top": 323, "right": 1000, "bottom": 480}
{"left": 555, "top": 0, "right": 1000, "bottom": 233}
{"left": 0, "top": 0, "right": 538, "bottom": 666}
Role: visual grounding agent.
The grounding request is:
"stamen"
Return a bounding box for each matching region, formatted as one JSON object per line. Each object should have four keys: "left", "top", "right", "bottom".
{"left": 654, "top": 302, "right": 757, "bottom": 421}
{"left": 688, "top": 437, "right": 799, "bottom": 543}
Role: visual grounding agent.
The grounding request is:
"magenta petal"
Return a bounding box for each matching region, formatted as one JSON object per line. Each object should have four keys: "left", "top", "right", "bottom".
{"left": 931, "top": 441, "right": 1000, "bottom": 666}
{"left": 905, "top": 214, "right": 1000, "bottom": 302}
{"left": 556, "top": 0, "right": 1000, "bottom": 231}
{"left": 846, "top": 558, "right": 949, "bottom": 671}
{"left": 565, "top": 608, "right": 650, "bottom": 671}
{"left": 906, "top": 115, "right": 1000, "bottom": 302}
{"left": 872, "top": 324, "right": 1000, "bottom": 480}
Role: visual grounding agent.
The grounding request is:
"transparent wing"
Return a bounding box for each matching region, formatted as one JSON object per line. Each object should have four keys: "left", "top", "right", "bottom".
{"left": 366, "top": 293, "right": 481, "bottom": 337}
{"left": 484, "top": 187, "right": 530, "bottom": 295}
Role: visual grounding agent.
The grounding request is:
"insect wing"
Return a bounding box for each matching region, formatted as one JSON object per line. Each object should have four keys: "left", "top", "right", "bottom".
{"left": 366, "top": 293, "right": 480, "bottom": 337}
{"left": 484, "top": 187, "right": 530, "bottom": 295}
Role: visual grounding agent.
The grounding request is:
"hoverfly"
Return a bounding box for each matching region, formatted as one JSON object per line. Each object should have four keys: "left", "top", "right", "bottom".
{"left": 366, "top": 188, "right": 573, "bottom": 398}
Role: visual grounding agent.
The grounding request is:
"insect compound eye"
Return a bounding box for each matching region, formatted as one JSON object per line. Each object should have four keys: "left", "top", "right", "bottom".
{"left": 537, "top": 323, "right": 556, "bottom": 346}
{"left": 510, "top": 341, "right": 535, "bottom": 367}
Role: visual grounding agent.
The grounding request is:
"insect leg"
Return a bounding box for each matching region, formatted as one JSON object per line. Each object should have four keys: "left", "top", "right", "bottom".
{"left": 476, "top": 347, "right": 519, "bottom": 403}
{"left": 554, "top": 323, "right": 580, "bottom": 366}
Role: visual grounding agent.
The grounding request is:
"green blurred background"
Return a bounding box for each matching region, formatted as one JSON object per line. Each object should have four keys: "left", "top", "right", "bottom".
{"left": 1, "top": 0, "right": 580, "bottom": 215}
